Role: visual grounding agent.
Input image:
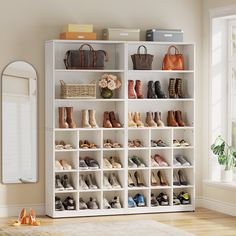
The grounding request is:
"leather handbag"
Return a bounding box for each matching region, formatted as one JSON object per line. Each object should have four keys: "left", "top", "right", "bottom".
{"left": 162, "top": 45, "right": 184, "bottom": 70}
{"left": 64, "top": 43, "right": 108, "bottom": 69}
{"left": 131, "top": 45, "right": 154, "bottom": 70}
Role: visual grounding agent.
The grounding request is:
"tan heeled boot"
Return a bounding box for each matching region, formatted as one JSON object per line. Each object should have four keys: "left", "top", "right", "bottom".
{"left": 81, "top": 110, "right": 91, "bottom": 128}
{"left": 133, "top": 112, "right": 144, "bottom": 127}
{"left": 128, "top": 112, "right": 137, "bottom": 127}
{"left": 128, "top": 80, "right": 137, "bottom": 99}
{"left": 66, "top": 107, "right": 76, "bottom": 128}
{"left": 145, "top": 112, "right": 157, "bottom": 127}
{"left": 59, "top": 107, "right": 69, "bottom": 128}
{"left": 154, "top": 112, "right": 165, "bottom": 127}
{"left": 103, "top": 111, "right": 113, "bottom": 128}
{"left": 89, "top": 109, "right": 98, "bottom": 128}
{"left": 135, "top": 80, "right": 144, "bottom": 99}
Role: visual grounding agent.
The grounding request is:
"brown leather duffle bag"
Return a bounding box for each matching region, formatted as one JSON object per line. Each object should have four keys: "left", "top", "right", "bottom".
{"left": 64, "top": 43, "right": 108, "bottom": 69}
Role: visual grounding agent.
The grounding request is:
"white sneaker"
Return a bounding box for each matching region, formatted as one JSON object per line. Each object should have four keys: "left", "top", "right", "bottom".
{"left": 79, "top": 175, "right": 89, "bottom": 190}
{"left": 109, "top": 173, "right": 121, "bottom": 189}
{"left": 55, "top": 160, "right": 63, "bottom": 170}
{"left": 60, "top": 160, "right": 72, "bottom": 170}
{"left": 151, "top": 156, "right": 159, "bottom": 167}
{"left": 103, "top": 198, "right": 111, "bottom": 209}
{"left": 173, "top": 157, "right": 182, "bottom": 166}
{"left": 103, "top": 174, "right": 112, "bottom": 189}
{"left": 103, "top": 158, "right": 112, "bottom": 169}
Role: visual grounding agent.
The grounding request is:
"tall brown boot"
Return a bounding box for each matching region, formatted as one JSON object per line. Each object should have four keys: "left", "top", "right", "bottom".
{"left": 145, "top": 112, "right": 157, "bottom": 127}
{"left": 81, "top": 109, "right": 91, "bottom": 128}
{"left": 175, "top": 78, "right": 184, "bottom": 98}
{"left": 128, "top": 80, "right": 137, "bottom": 99}
{"left": 103, "top": 111, "right": 113, "bottom": 128}
{"left": 89, "top": 109, "right": 98, "bottom": 128}
{"left": 66, "top": 107, "right": 76, "bottom": 128}
{"left": 154, "top": 112, "right": 165, "bottom": 127}
{"left": 167, "top": 111, "right": 178, "bottom": 127}
{"left": 59, "top": 107, "right": 69, "bottom": 128}
{"left": 128, "top": 112, "right": 137, "bottom": 127}
{"left": 175, "top": 110, "right": 185, "bottom": 126}
{"left": 168, "top": 78, "right": 177, "bottom": 98}
{"left": 109, "top": 111, "right": 121, "bottom": 128}
{"left": 134, "top": 112, "right": 144, "bottom": 127}
{"left": 135, "top": 80, "right": 144, "bottom": 99}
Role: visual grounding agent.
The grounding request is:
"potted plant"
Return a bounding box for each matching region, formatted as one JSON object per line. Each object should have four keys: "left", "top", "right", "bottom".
{"left": 211, "top": 135, "right": 236, "bottom": 182}
{"left": 99, "top": 74, "right": 121, "bottom": 99}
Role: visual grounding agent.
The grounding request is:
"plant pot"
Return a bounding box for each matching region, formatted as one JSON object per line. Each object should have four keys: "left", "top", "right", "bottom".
{"left": 221, "top": 169, "right": 233, "bottom": 183}
{"left": 100, "top": 88, "right": 113, "bottom": 99}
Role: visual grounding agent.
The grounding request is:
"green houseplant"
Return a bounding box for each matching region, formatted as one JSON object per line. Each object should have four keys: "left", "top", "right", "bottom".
{"left": 211, "top": 135, "right": 236, "bottom": 182}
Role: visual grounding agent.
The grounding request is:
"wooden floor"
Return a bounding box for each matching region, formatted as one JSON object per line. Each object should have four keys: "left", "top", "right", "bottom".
{"left": 1, "top": 208, "right": 236, "bottom": 235}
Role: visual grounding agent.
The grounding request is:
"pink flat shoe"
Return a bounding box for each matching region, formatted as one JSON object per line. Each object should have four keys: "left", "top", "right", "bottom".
{"left": 154, "top": 154, "right": 168, "bottom": 167}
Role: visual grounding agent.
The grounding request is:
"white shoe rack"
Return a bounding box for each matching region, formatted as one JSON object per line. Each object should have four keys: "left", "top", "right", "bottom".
{"left": 45, "top": 40, "right": 195, "bottom": 218}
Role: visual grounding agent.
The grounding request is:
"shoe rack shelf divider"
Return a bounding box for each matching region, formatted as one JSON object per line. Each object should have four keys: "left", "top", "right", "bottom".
{"left": 45, "top": 40, "right": 195, "bottom": 218}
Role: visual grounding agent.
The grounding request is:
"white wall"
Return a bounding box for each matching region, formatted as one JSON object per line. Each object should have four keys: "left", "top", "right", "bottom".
{"left": 0, "top": 0, "right": 203, "bottom": 216}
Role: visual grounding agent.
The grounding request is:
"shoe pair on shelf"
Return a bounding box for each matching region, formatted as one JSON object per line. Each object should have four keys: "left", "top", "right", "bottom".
{"left": 173, "top": 192, "right": 190, "bottom": 205}
{"left": 104, "top": 157, "right": 122, "bottom": 169}
{"left": 55, "top": 140, "right": 73, "bottom": 150}
{"left": 169, "top": 78, "right": 184, "bottom": 98}
{"left": 58, "top": 107, "right": 77, "bottom": 128}
{"left": 79, "top": 197, "right": 99, "bottom": 210}
{"left": 128, "top": 80, "right": 144, "bottom": 99}
{"left": 80, "top": 140, "right": 98, "bottom": 149}
{"left": 81, "top": 109, "right": 98, "bottom": 128}
{"left": 79, "top": 157, "right": 99, "bottom": 170}
{"left": 80, "top": 174, "right": 98, "bottom": 190}
{"left": 173, "top": 139, "right": 190, "bottom": 147}
{"left": 103, "top": 111, "right": 121, "bottom": 128}
{"left": 173, "top": 170, "right": 188, "bottom": 186}
{"left": 55, "top": 196, "right": 76, "bottom": 211}
{"left": 174, "top": 155, "right": 191, "bottom": 166}
{"left": 104, "top": 173, "right": 121, "bottom": 189}
{"left": 151, "top": 170, "right": 169, "bottom": 186}
{"left": 145, "top": 112, "right": 165, "bottom": 127}
{"left": 151, "top": 140, "right": 168, "bottom": 147}
{"left": 128, "top": 171, "right": 145, "bottom": 187}
{"left": 151, "top": 192, "right": 169, "bottom": 207}
{"left": 128, "top": 156, "right": 146, "bottom": 168}
{"left": 167, "top": 110, "right": 185, "bottom": 127}
{"left": 55, "top": 175, "right": 74, "bottom": 191}
{"left": 128, "top": 112, "right": 144, "bottom": 128}
{"left": 104, "top": 196, "right": 122, "bottom": 209}
{"left": 55, "top": 160, "right": 72, "bottom": 170}
{"left": 128, "top": 139, "right": 143, "bottom": 148}
{"left": 151, "top": 154, "right": 168, "bottom": 167}
{"left": 128, "top": 194, "right": 146, "bottom": 207}
{"left": 103, "top": 139, "right": 122, "bottom": 148}
{"left": 147, "top": 81, "right": 167, "bottom": 99}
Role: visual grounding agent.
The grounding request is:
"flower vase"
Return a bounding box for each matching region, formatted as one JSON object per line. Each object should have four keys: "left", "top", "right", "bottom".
{"left": 101, "top": 88, "right": 113, "bottom": 99}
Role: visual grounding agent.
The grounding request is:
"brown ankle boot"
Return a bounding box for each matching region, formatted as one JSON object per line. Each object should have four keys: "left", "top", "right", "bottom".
{"left": 66, "top": 107, "right": 76, "bottom": 128}
{"left": 128, "top": 80, "right": 137, "bottom": 99}
{"left": 154, "top": 112, "right": 165, "bottom": 127}
{"left": 167, "top": 111, "right": 178, "bottom": 126}
{"left": 168, "top": 78, "right": 177, "bottom": 98}
{"left": 89, "top": 109, "right": 98, "bottom": 128}
{"left": 134, "top": 112, "right": 144, "bottom": 127}
{"left": 109, "top": 111, "right": 121, "bottom": 128}
{"left": 175, "top": 78, "right": 184, "bottom": 98}
{"left": 59, "top": 107, "right": 69, "bottom": 128}
{"left": 103, "top": 111, "right": 113, "bottom": 128}
{"left": 145, "top": 112, "right": 157, "bottom": 127}
{"left": 175, "top": 110, "right": 185, "bottom": 126}
{"left": 128, "top": 112, "right": 137, "bottom": 127}
{"left": 81, "top": 109, "right": 91, "bottom": 128}
{"left": 135, "top": 80, "right": 144, "bottom": 99}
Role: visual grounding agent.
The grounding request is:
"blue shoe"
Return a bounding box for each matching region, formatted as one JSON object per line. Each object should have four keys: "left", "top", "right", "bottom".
{"left": 133, "top": 193, "right": 145, "bottom": 207}
{"left": 128, "top": 196, "right": 136, "bottom": 208}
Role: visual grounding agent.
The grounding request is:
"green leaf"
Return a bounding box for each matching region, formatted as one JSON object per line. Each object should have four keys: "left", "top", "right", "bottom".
{"left": 218, "top": 155, "right": 226, "bottom": 165}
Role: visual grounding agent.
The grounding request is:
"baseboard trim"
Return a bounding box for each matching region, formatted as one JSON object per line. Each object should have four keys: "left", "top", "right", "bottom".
{"left": 196, "top": 196, "right": 236, "bottom": 216}
{"left": 0, "top": 204, "right": 45, "bottom": 217}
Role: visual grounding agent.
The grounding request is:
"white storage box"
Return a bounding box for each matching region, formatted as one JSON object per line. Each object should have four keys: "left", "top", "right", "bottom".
{"left": 103, "top": 28, "right": 140, "bottom": 41}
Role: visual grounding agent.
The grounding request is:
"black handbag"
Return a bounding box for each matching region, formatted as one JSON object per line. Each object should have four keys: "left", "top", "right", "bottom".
{"left": 64, "top": 43, "right": 108, "bottom": 69}
{"left": 131, "top": 45, "right": 154, "bottom": 70}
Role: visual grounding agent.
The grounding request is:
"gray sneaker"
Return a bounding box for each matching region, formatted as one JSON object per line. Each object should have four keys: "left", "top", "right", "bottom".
{"left": 79, "top": 174, "right": 89, "bottom": 190}
{"left": 109, "top": 173, "right": 121, "bottom": 189}
{"left": 55, "top": 175, "right": 64, "bottom": 191}
{"left": 85, "top": 157, "right": 99, "bottom": 169}
{"left": 176, "top": 155, "right": 190, "bottom": 166}
{"left": 103, "top": 198, "right": 111, "bottom": 209}
{"left": 61, "top": 175, "right": 73, "bottom": 190}
{"left": 87, "top": 197, "right": 99, "bottom": 209}
{"left": 128, "top": 157, "right": 138, "bottom": 168}
{"left": 151, "top": 193, "right": 159, "bottom": 207}
{"left": 86, "top": 174, "right": 98, "bottom": 189}
{"left": 110, "top": 196, "right": 121, "bottom": 209}
{"left": 79, "top": 198, "right": 88, "bottom": 210}
{"left": 79, "top": 159, "right": 88, "bottom": 170}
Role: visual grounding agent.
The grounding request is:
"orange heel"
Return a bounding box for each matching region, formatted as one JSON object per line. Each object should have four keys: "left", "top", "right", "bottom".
{"left": 28, "top": 208, "right": 40, "bottom": 226}
{"left": 13, "top": 208, "right": 27, "bottom": 226}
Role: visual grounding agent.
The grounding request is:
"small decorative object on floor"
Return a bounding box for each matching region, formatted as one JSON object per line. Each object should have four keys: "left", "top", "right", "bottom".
{"left": 13, "top": 208, "right": 40, "bottom": 226}
{"left": 99, "top": 74, "right": 121, "bottom": 99}
{"left": 211, "top": 135, "right": 236, "bottom": 182}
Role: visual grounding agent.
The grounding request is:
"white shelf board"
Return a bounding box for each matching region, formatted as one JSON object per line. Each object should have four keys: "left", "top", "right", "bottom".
{"left": 128, "top": 98, "right": 194, "bottom": 102}
{"left": 128, "top": 70, "right": 194, "bottom": 73}
{"left": 172, "top": 146, "right": 194, "bottom": 150}
{"left": 79, "top": 189, "right": 101, "bottom": 192}
{"left": 54, "top": 128, "right": 125, "bottom": 131}
{"left": 128, "top": 187, "right": 149, "bottom": 191}
{"left": 150, "top": 166, "right": 172, "bottom": 170}
{"left": 55, "top": 69, "right": 125, "bottom": 73}
{"left": 55, "top": 149, "right": 78, "bottom": 152}
{"left": 55, "top": 99, "right": 125, "bottom": 103}
{"left": 173, "top": 185, "right": 194, "bottom": 189}
{"left": 78, "top": 148, "right": 101, "bottom": 152}
{"left": 128, "top": 127, "right": 194, "bottom": 130}
{"left": 103, "top": 188, "right": 124, "bottom": 192}
{"left": 103, "top": 168, "right": 124, "bottom": 171}
{"left": 172, "top": 166, "right": 194, "bottom": 169}
{"left": 55, "top": 190, "right": 78, "bottom": 194}
{"left": 150, "top": 147, "right": 172, "bottom": 150}
{"left": 128, "top": 167, "right": 149, "bottom": 170}
{"left": 103, "top": 148, "right": 125, "bottom": 151}
{"left": 78, "top": 169, "right": 101, "bottom": 172}
{"left": 55, "top": 169, "right": 78, "bottom": 173}
{"left": 150, "top": 186, "right": 172, "bottom": 189}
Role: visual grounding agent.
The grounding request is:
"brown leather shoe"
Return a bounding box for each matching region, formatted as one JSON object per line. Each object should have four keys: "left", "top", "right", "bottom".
{"left": 59, "top": 107, "right": 69, "bottom": 128}
{"left": 66, "top": 107, "right": 76, "bottom": 128}
{"left": 109, "top": 111, "right": 121, "bottom": 128}
{"left": 103, "top": 111, "right": 113, "bottom": 128}
{"left": 167, "top": 111, "right": 178, "bottom": 127}
{"left": 128, "top": 80, "right": 137, "bottom": 99}
{"left": 135, "top": 80, "right": 144, "bottom": 99}
{"left": 175, "top": 110, "right": 185, "bottom": 126}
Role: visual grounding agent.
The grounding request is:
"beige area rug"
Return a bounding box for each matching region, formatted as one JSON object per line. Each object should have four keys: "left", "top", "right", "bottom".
{"left": 0, "top": 220, "right": 194, "bottom": 236}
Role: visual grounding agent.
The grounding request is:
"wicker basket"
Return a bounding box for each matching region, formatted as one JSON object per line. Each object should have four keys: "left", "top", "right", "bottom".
{"left": 60, "top": 80, "right": 96, "bottom": 99}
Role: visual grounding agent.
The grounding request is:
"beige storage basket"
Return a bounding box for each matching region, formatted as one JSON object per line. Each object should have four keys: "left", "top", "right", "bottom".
{"left": 60, "top": 80, "right": 96, "bottom": 99}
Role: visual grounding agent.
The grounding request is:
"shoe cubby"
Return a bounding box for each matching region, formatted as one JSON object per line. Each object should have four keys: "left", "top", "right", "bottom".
{"left": 103, "top": 150, "right": 125, "bottom": 169}
{"left": 173, "top": 149, "right": 194, "bottom": 167}
{"left": 79, "top": 130, "right": 102, "bottom": 149}
{"left": 128, "top": 149, "right": 149, "bottom": 168}
{"left": 79, "top": 171, "right": 101, "bottom": 191}
{"left": 55, "top": 172, "right": 78, "bottom": 192}
{"left": 128, "top": 129, "right": 149, "bottom": 148}
{"left": 103, "top": 190, "right": 125, "bottom": 209}
{"left": 151, "top": 149, "right": 172, "bottom": 168}
{"left": 150, "top": 188, "right": 172, "bottom": 207}
{"left": 55, "top": 192, "right": 78, "bottom": 211}
{"left": 55, "top": 130, "right": 78, "bottom": 150}
{"left": 55, "top": 152, "right": 78, "bottom": 171}
{"left": 173, "top": 188, "right": 193, "bottom": 205}
{"left": 150, "top": 129, "right": 172, "bottom": 148}
{"left": 151, "top": 169, "right": 172, "bottom": 188}
{"left": 128, "top": 189, "right": 149, "bottom": 208}
{"left": 103, "top": 130, "right": 125, "bottom": 149}
{"left": 173, "top": 168, "right": 194, "bottom": 186}
{"left": 128, "top": 169, "right": 149, "bottom": 188}
{"left": 173, "top": 129, "right": 194, "bottom": 148}
{"left": 103, "top": 170, "right": 124, "bottom": 189}
{"left": 79, "top": 151, "right": 102, "bottom": 170}
{"left": 79, "top": 191, "right": 102, "bottom": 210}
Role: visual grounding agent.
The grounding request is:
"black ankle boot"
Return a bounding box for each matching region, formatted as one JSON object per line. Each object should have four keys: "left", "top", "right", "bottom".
{"left": 147, "top": 81, "right": 157, "bottom": 99}
{"left": 155, "top": 81, "right": 167, "bottom": 98}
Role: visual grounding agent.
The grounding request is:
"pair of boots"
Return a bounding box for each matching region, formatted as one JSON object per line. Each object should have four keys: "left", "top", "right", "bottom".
{"left": 58, "top": 107, "right": 76, "bottom": 128}
{"left": 81, "top": 109, "right": 98, "bottom": 128}
{"left": 145, "top": 112, "right": 164, "bottom": 127}
{"left": 169, "top": 78, "right": 184, "bottom": 98}
{"left": 128, "top": 80, "right": 144, "bottom": 99}
{"left": 128, "top": 112, "right": 144, "bottom": 127}
{"left": 147, "top": 81, "right": 167, "bottom": 99}
{"left": 103, "top": 111, "right": 121, "bottom": 128}
{"left": 167, "top": 110, "right": 185, "bottom": 127}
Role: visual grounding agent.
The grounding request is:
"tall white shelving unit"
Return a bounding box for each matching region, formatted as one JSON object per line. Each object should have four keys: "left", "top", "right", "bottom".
{"left": 45, "top": 40, "right": 195, "bottom": 218}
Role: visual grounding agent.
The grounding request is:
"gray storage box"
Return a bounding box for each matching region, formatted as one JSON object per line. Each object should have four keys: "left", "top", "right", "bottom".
{"left": 103, "top": 28, "right": 140, "bottom": 41}
{"left": 146, "top": 29, "right": 183, "bottom": 42}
